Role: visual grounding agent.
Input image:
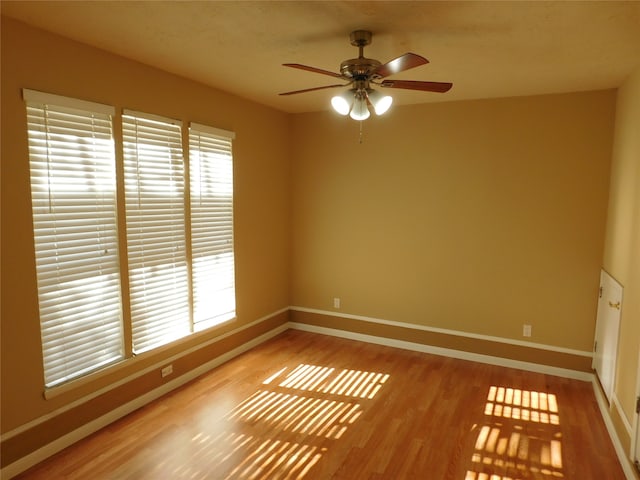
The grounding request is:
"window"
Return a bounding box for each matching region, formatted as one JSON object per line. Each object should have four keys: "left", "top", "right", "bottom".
{"left": 122, "top": 111, "right": 190, "bottom": 353}
{"left": 24, "top": 90, "right": 124, "bottom": 388}
{"left": 189, "top": 123, "right": 236, "bottom": 331}
{"left": 26, "top": 90, "right": 237, "bottom": 389}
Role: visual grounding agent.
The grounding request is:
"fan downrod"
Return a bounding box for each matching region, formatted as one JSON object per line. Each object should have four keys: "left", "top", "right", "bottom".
{"left": 341, "top": 30, "right": 380, "bottom": 80}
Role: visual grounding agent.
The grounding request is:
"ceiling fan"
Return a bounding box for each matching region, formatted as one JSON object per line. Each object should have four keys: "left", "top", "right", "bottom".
{"left": 279, "top": 30, "right": 453, "bottom": 120}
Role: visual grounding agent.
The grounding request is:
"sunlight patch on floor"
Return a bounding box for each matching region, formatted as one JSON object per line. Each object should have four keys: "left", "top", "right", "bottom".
{"left": 179, "top": 363, "right": 390, "bottom": 479}
{"left": 227, "top": 390, "right": 361, "bottom": 439}
{"left": 466, "top": 386, "right": 564, "bottom": 479}
{"left": 484, "top": 386, "right": 560, "bottom": 425}
{"left": 276, "top": 363, "right": 389, "bottom": 399}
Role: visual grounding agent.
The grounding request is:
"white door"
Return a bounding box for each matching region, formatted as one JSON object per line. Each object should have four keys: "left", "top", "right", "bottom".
{"left": 593, "top": 269, "right": 623, "bottom": 403}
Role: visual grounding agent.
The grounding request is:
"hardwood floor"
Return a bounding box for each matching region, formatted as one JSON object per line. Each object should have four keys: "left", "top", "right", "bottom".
{"left": 16, "top": 330, "right": 624, "bottom": 479}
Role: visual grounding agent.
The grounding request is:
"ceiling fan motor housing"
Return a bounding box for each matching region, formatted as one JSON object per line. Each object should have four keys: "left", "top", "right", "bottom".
{"left": 339, "top": 57, "right": 381, "bottom": 80}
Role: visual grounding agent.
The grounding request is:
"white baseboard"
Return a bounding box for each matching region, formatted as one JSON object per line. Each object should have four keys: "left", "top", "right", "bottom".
{"left": 0, "top": 322, "right": 288, "bottom": 480}
{"left": 288, "top": 321, "right": 593, "bottom": 381}
{"left": 290, "top": 306, "right": 593, "bottom": 358}
{"left": 613, "top": 392, "right": 634, "bottom": 438}
{"left": 592, "top": 378, "right": 638, "bottom": 479}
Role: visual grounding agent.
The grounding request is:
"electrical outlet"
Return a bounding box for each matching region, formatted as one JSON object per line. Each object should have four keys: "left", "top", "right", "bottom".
{"left": 161, "top": 364, "right": 173, "bottom": 378}
{"left": 333, "top": 297, "right": 341, "bottom": 309}
{"left": 523, "top": 325, "right": 532, "bottom": 337}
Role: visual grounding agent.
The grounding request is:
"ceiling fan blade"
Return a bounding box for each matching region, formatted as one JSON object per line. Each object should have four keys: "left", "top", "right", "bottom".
{"left": 380, "top": 80, "right": 453, "bottom": 93}
{"left": 283, "top": 63, "right": 343, "bottom": 79}
{"left": 279, "top": 84, "right": 348, "bottom": 96}
{"left": 373, "top": 53, "right": 429, "bottom": 79}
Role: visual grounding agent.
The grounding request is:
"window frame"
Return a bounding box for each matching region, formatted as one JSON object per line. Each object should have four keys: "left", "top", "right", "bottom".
{"left": 189, "top": 122, "right": 237, "bottom": 332}
{"left": 24, "top": 89, "right": 125, "bottom": 389}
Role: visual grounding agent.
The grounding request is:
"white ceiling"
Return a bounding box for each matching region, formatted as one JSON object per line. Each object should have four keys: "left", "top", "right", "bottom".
{"left": 2, "top": 1, "right": 640, "bottom": 114}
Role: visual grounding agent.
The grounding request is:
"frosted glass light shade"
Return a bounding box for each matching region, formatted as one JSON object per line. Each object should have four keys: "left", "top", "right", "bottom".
{"left": 331, "top": 91, "right": 352, "bottom": 116}
{"left": 349, "top": 97, "right": 370, "bottom": 120}
{"left": 367, "top": 89, "right": 393, "bottom": 115}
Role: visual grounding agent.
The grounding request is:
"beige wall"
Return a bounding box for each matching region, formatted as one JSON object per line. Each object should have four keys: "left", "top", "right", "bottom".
{"left": 603, "top": 65, "right": 640, "bottom": 453}
{"left": 291, "top": 91, "right": 615, "bottom": 353}
{"left": 1, "top": 16, "right": 290, "bottom": 463}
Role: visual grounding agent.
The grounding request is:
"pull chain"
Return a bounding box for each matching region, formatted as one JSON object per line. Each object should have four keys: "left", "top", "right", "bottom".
{"left": 359, "top": 120, "right": 364, "bottom": 144}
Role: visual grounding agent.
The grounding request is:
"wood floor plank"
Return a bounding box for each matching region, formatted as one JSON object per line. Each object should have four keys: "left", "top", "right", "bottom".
{"left": 15, "top": 330, "right": 624, "bottom": 479}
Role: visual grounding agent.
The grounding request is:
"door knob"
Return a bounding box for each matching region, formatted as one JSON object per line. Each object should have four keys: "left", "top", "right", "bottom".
{"left": 608, "top": 301, "right": 621, "bottom": 310}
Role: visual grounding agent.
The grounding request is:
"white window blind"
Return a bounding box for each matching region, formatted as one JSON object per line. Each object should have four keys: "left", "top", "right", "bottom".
{"left": 123, "top": 111, "right": 190, "bottom": 353}
{"left": 189, "top": 123, "right": 236, "bottom": 330}
{"left": 24, "top": 89, "right": 124, "bottom": 388}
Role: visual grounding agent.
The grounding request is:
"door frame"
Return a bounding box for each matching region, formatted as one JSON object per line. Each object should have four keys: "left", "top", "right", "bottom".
{"left": 631, "top": 349, "right": 640, "bottom": 471}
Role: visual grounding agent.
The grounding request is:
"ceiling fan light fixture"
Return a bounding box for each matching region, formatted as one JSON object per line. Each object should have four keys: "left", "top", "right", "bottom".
{"left": 367, "top": 89, "right": 393, "bottom": 116}
{"left": 280, "top": 31, "right": 452, "bottom": 124}
{"left": 331, "top": 91, "right": 352, "bottom": 116}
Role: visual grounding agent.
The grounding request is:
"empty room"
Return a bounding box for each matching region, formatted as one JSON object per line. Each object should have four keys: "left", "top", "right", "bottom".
{"left": 1, "top": 1, "right": 639, "bottom": 479}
